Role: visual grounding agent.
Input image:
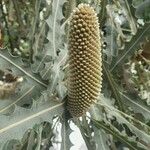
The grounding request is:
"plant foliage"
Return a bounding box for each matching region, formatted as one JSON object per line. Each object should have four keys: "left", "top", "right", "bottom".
{"left": 0, "top": 0, "right": 150, "bottom": 149}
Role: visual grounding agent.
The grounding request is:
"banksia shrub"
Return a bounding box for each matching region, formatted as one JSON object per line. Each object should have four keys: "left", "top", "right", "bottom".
{"left": 67, "top": 4, "right": 102, "bottom": 117}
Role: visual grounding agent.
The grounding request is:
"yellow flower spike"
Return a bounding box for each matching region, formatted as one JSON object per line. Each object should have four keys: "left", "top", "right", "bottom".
{"left": 67, "top": 4, "right": 102, "bottom": 117}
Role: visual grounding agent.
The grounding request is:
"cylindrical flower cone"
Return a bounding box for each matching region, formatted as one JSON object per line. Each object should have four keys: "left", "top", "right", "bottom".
{"left": 67, "top": 4, "right": 102, "bottom": 117}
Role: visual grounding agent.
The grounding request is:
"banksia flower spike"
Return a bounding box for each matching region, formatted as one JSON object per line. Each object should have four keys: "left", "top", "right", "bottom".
{"left": 67, "top": 4, "right": 102, "bottom": 117}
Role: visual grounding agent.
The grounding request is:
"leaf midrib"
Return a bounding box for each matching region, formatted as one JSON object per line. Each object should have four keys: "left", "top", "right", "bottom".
{"left": 0, "top": 101, "right": 65, "bottom": 134}
{"left": 0, "top": 53, "right": 47, "bottom": 87}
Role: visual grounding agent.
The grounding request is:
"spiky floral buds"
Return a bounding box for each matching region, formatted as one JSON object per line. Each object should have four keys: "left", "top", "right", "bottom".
{"left": 67, "top": 4, "right": 102, "bottom": 117}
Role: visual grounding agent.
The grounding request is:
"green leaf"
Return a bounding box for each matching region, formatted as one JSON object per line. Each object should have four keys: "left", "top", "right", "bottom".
{"left": 103, "top": 1, "right": 137, "bottom": 65}
{"left": 120, "top": 91, "right": 150, "bottom": 121}
{"left": 103, "top": 21, "right": 119, "bottom": 64}
{"left": 110, "top": 23, "right": 150, "bottom": 71}
{"left": 95, "top": 95, "right": 150, "bottom": 149}
{"left": 47, "top": 46, "right": 68, "bottom": 98}
{"left": 94, "top": 129, "right": 110, "bottom": 150}
{"left": 91, "top": 118, "right": 147, "bottom": 150}
{"left": 103, "top": 63, "right": 124, "bottom": 111}
{"left": 19, "top": 122, "right": 54, "bottom": 150}
{"left": 32, "top": 0, "right": 66, "bottom": 76}
{"left": 31, "top": 0, "right": 68, "bottom": 100}
{"left": 75, "top": 117, "right": 96, "bottom": 150}
{"left": 0, "top": 91, "right": 64, "bottom": 149}
{"left": 46, "top": 0, "right": 65, "bottom": 58}
{"left": 60, "top": 116, "right": 73, "bottom": 150}
{"left": 90, "top": 105, "right": 111, "bottom": 150}
{"left": 0, "top": 49, "right": 46, "bottom": 110}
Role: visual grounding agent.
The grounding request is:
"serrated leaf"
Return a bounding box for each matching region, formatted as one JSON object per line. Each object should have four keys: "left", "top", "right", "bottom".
{"left": 91, "top": 118, "right": 147, "bottom": 150}
{"left": 46, "top": 0, "right": 65, "bottom": 58}
{"left": 104, "top": 1, "right": 137, "bottom": 64}
{"left": 32, "top": 0, "right": 67, "bottom": 78}
{"left": 90, "top": 105, "right": 111, "bottom": 150}
{"left": 60, "top": 116, "right": 73, "bottom": 150}
{"left": 110, "top": 23, "right": 150, "bottom": 71}
{"left": 94, "top": 129, "right": 110, "bottom": 150}
{"left": 120, "top": 91, "right": 150, "bottom": 121}
{"left": 103, "top": 24, "right": 119, "bottom": 64}
{"left": 31, "top": 0, "right": 68, "bottom": 100}
{"left": 0, "top": 49, "right": 46, "bottom": 110}
{"left": 0, "top": 91, "right": 64, "bottom": 149}
{"left": 103, "top": 63, "right": 124, "bottom": 111}
{"left": 75, "top": 117, "right": 96, "bottom": 150}
{"left": 95, "top": 95, "right": 150, "bottom": 149}
{"left": 47, "top": 46, "right": 68, "bottom": 96}
{"left": 18, "top": 122, "right": 54, "bottom": 150}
